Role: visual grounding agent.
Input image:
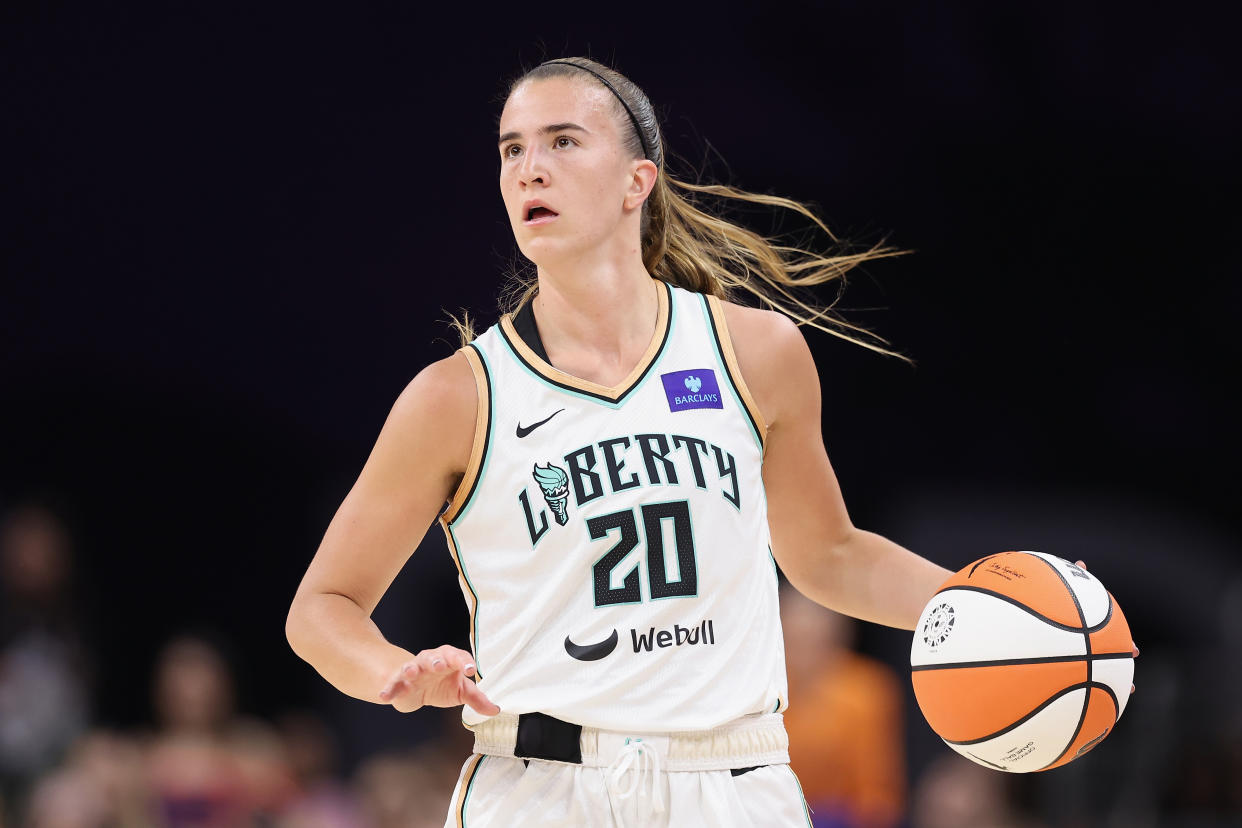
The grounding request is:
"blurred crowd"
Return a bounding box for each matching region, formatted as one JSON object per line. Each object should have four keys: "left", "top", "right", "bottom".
{"left": 2, "top": 501, "right": 1240, "bottom": 827}
{"left": 0, "top": 503, "right": 472, "bottom": 828}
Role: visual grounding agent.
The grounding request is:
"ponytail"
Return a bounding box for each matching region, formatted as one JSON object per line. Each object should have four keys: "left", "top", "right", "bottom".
{"left": 451, "top": 57, "right": 908, "bottom": 362}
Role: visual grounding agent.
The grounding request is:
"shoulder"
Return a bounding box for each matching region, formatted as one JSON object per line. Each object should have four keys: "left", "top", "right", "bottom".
{"left": 382, "top": 350, "right": 479, "bottom": 475}
{"left": 718, "top": 299, "right": 818, "bottom": 429}
{"left": 393, "top": 350, "right": 478, "bottom": 420}
{"left": 719, "top": 300, "right": 807, "bottom": 362}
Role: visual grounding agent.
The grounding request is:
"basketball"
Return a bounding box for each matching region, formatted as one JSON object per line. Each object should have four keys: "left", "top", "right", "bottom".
{"left": 910, "top": 551, "right": 1134, "bottom": 772}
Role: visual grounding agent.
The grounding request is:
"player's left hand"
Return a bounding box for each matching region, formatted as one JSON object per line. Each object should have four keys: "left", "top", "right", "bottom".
{"left": 1075, "top": 559, "right": 1138, "bottom": 694}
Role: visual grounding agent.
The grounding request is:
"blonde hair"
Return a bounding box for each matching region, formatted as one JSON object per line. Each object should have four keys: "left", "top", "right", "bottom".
{"left": 451, "top": 57, "right": 908, "bottom": 360}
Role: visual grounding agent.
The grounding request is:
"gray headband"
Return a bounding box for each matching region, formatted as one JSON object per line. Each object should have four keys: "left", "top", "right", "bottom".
{"left": 539, "top": 60, "right": 653, "bottom": 161}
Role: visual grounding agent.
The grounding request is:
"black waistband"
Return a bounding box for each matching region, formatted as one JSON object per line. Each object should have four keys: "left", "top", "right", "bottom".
{"left": 514, "top": 712, "right": 583, "bottom": 763}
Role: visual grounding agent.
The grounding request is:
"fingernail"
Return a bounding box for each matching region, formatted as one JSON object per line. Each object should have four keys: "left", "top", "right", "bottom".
{"left": 431, "top": 658, "right": 444, "bottom": 668}
{"left": 465, "top": 663, "right": 476, "bottom": 672}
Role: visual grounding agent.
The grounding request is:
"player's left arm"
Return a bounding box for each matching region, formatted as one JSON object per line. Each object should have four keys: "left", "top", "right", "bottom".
{"left": 723, "top": 302, "right": 951, "bottom": 630}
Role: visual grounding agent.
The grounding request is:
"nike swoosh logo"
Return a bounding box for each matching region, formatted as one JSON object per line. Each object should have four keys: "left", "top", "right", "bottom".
{"left": 563, "top": 629, "right": 618, "bottom": 661}
{"left": 516, "top": 408, "right": 565, "bottom": 438}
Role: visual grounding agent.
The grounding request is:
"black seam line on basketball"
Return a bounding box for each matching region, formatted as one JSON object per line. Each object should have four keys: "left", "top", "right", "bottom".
{"left": 932, "top": 585, "right": 1088, "bottom": 633}
{"left": 1037, "top": 683, "right": 1120, "bottom": 771}
{"left": 968, "top": 554, "right": 1002, "bottom": 579}
{"left": 1027, "top": 552, "right": 1093, "bottom": 759}
{"left": 943, "top": 681, "right": 1114, "bottom": 746}
{"left": 967, "top": 752, "right": 1009, "bottom": 772}
{"left": 1046, "top": 682, "right": 1092, "bottom": 769}
{"left": 448, "top": 343, "right": 493, "bottom": 527}
{"left": 1085, "top": 594, "right": 1114, "bottom": 634}
{"left": 495, "top": 282, "right": 673, "bottom": 404}
{"left": 702, "top": 294, "right": 763, "bottom": 447}
{"left": 1094, "top": 681, "right": 1120, "bottom": 719}
{"left": 515, "top": 408, "right": 565, "bottom": 438}
{"left": 1027, "top": 554, "right": 1090, "bottom": 650}
{"left": 911, "top": 652, "right": 1135, "bottom": 672}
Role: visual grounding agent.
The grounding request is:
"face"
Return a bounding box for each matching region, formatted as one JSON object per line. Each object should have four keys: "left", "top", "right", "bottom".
{"left": 154, "top": 638, "right": 234, "bottom": 731}
{"left": 498, "top": 76, "right": 652, "bottom": 266}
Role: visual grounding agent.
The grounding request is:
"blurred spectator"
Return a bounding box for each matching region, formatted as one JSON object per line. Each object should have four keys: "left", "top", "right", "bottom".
{"left": 911, "top": 754, "right": 1047, "bottom": 828}
{"left": 144, "top": 633, "right": 296, "bottom": 826}
{"left": 24, "top": 728, "right": 155, "bottom": 827}
{"left": 351, "top": 742, "right": 461, "bottom": 828}
{"left": 0, "top": 503, "right": 91, "bottom": 824}
{"left": 274, "top": 710, "right": 362, "bottom": 828}
{"left": 1153, "top": 573, "right": 1242, "bottom": 823}
{"left": 780, "top": 582, "right": 906, "bottom": 828}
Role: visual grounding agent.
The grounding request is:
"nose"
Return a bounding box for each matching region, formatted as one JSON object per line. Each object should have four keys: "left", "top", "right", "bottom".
{"left": 518, "top": 144, "right": 548, "bottom": 188}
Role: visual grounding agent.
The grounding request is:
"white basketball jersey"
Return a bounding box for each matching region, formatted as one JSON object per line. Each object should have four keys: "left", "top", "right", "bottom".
{"left": 439, "top": 281, "right": 787, "bottom": 731}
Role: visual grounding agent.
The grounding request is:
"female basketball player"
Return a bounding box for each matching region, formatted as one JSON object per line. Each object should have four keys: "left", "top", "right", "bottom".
{"left": 285, "top": 58, "right": 1131, "bottom": 826}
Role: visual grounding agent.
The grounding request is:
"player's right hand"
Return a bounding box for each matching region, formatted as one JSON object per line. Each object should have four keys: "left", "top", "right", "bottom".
{"left": 378, "top": 645, "right": 501, "bottom": 715}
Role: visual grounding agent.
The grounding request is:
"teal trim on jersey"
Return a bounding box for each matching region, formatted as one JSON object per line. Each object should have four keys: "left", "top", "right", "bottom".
{"left": 447, "top": 346, "right": 495, "bottom": 680}
{"left": 447, "top": 522, "right": 484, "bottom": 679}
{"left": 494, "top": 280, "right": 676, "bottom": 409}
{"left": 645, "top": 497, "right": 700, "bottom": 602}
{"left": 461, "top": 755, "right": 485, "bottom": 826}
{"left": 767, "top": 544, "right": 780, "bottom": 584}
{"left": 698, "top": 295, "right": 764, "bottom": 451}
{"left": 785, "top": 765, "right": 815, "bottom": 827}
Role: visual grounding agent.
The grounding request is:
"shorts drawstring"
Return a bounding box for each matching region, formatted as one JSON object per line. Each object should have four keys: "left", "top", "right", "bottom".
{"left": 605, "top": 737, "right": 665, "bottom": 825}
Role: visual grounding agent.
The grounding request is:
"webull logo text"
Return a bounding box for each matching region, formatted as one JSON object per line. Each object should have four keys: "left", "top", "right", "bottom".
{"left": 631, "top": 619, "right": 716, "bottom": 652}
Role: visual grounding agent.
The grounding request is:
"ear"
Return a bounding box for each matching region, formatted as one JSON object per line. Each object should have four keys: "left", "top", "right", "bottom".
{"left": 622, "top": 159, "right": 659, "bottom": 211}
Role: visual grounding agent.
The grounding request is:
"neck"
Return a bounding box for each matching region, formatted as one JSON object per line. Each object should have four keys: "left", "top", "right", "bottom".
{"left": 531, "top": 242, "right": 656, "bottom": 384}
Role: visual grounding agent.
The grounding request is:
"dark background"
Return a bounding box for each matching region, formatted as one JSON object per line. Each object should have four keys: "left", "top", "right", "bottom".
{"left": 3, "top": 2, "right": 1240, "bottom": 822}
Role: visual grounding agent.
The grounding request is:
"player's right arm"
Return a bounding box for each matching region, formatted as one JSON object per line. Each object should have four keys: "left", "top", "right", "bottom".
{"left": 285, "top": 351, "right": 498, "bottom": 715}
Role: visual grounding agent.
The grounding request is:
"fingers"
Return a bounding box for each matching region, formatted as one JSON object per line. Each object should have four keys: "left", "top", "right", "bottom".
{"left": 378, "top": 645, "right": 485, "bottom": 708}
{"left": 1132, "top": 641, "right": 1139, "bottom": 658}
{"left": 461, "top": 679, "right": 501, "bottom": 715}
{"left": 379, "top": 661, "right": 417, "bottom": 702}
{"left": 379, "top": 652, "right": 436, "bottom": 702}
{"left": 1074, "top": 559, "right": 1088, "bottom": 570}
{"left": 438, "top": 646, "right": 478, "bottom": 677}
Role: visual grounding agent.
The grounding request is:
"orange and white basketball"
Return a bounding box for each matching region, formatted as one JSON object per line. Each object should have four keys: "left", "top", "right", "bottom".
{"left": 910, "top": 551, "right": 1134, "bottom": 772}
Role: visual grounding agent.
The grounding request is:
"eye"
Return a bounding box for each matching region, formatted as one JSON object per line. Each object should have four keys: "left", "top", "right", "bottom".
{"left": 502, "top": 144, "right": 522, "bottom": 159}
{"left": 554, "top": 136, "right": 575, "bottom": 149}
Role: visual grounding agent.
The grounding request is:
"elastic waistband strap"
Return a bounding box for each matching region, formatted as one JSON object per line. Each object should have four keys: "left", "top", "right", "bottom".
{"left": 470, "top": 712, "right": 790, "bottom": 772}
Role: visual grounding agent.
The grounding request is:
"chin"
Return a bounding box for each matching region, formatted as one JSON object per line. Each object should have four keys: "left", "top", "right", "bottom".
{"left": 517, "top": 236, "right": 582, "bottom": 269}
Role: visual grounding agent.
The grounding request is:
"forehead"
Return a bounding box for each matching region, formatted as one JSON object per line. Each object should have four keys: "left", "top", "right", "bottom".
{"left": 499, "top": 76, "right": 619, "bottom": 136}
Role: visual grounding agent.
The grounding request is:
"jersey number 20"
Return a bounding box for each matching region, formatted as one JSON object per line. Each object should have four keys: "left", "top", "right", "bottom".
{"left": 588, "top": 500, "right": 697, "bottom": 607}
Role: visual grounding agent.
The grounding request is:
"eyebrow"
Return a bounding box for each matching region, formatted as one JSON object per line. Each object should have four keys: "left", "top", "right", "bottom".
{"left": 497, "top": 122, "right": 589, "bottom": 146}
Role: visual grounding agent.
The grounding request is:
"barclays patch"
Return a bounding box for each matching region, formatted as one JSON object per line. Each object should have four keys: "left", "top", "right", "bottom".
{"left": 660, "top": 368, "right": 723, "bottom": 412}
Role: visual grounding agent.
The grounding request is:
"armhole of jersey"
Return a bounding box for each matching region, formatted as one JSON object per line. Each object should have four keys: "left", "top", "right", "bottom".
{"left": 441, "top": 344, "right": 491, "bottom": 525}
{"left": 705, "top": 294, "right": 769, "bottom": 452}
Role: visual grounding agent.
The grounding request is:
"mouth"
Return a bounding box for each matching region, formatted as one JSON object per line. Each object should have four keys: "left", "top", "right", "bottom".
{"left": 524, "top": 205, "right": 560, "bottom": 225}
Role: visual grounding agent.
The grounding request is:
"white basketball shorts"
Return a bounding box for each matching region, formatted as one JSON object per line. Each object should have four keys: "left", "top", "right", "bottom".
{"left": 442, "top": 712, "right": 813, "bottom": 827}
